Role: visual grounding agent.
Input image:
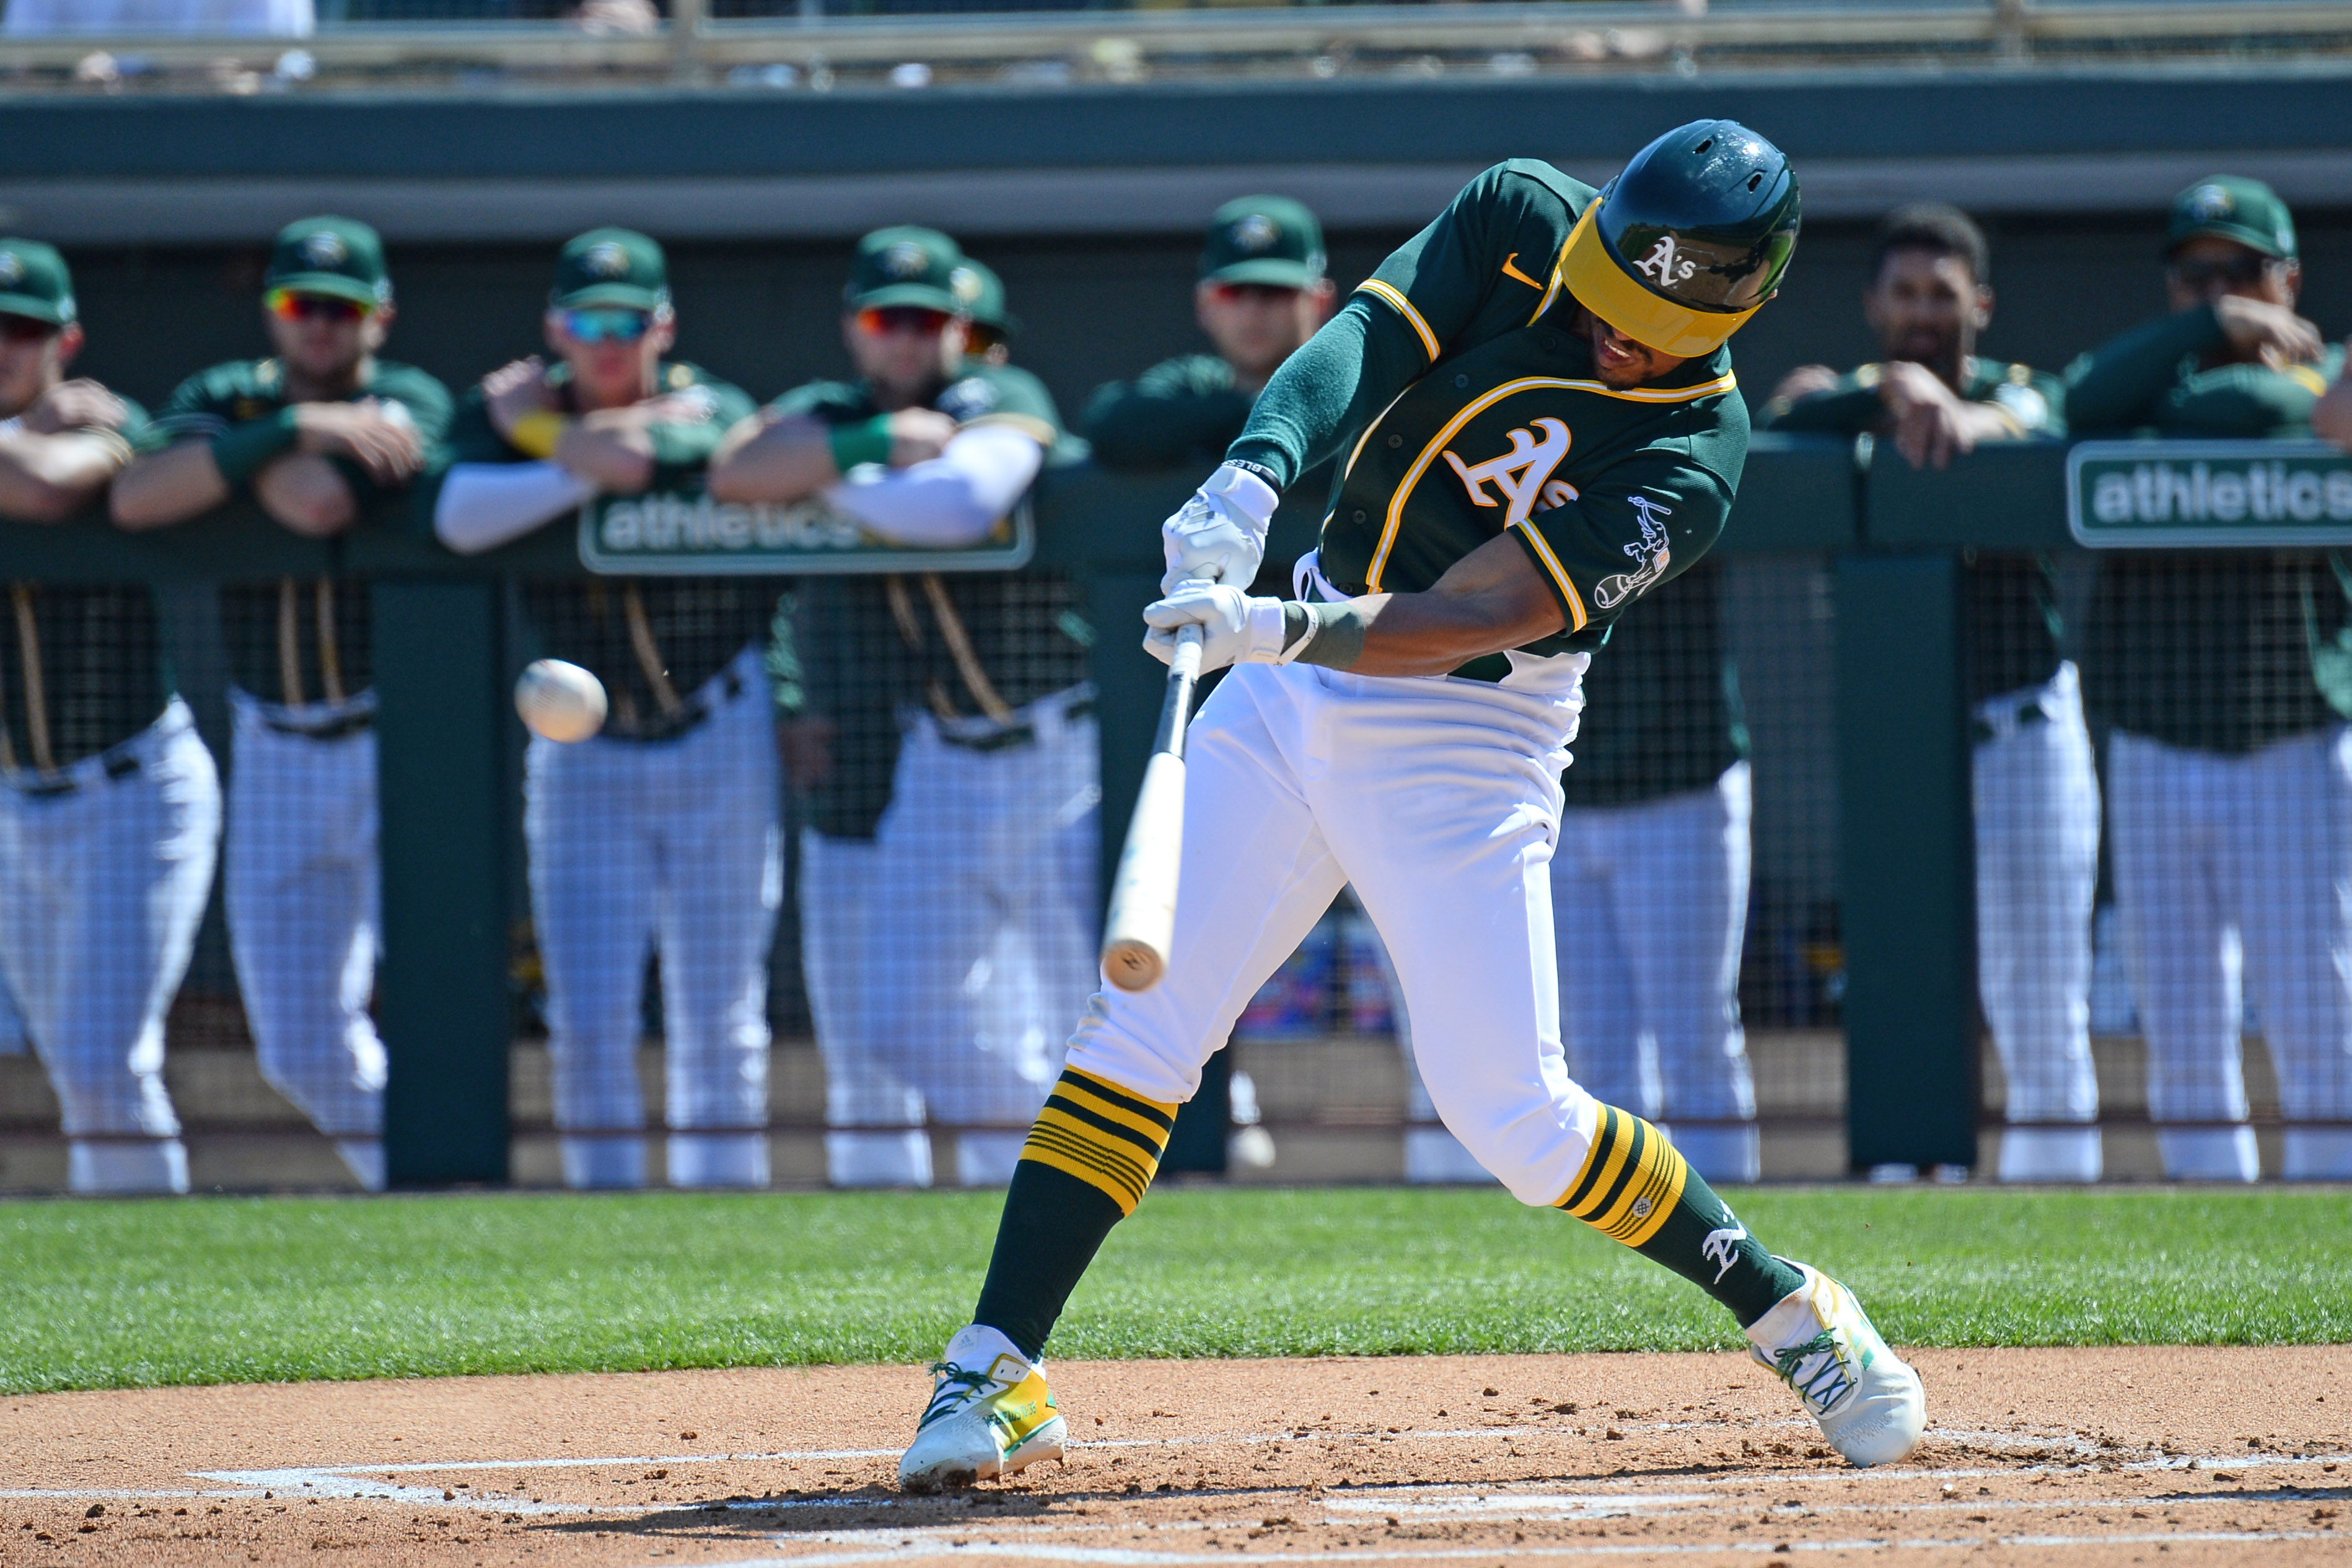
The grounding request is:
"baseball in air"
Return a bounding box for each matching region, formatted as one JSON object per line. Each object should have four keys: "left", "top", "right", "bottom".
{"left": 516, "top": 659, "right": 607, "bottom": 743}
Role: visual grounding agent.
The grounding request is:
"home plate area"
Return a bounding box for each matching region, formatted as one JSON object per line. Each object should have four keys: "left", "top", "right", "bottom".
{"left": 3, "top": 1349, "right": 2346, "bottom": 1566}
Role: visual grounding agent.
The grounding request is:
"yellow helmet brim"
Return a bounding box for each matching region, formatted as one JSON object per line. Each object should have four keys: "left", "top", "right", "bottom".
{"left": 1560, "top": 203, "right": 1761, "bottom": 358}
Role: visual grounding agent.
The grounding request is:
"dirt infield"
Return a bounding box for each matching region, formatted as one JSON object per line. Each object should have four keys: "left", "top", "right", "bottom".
{"left": 1, "top": 1347, "right": 2345, "bottom": 1566}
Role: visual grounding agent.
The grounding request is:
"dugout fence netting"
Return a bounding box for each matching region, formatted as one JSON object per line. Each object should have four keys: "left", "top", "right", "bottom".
{"left": 1, "top": 546, "right": 2346, "bottom": 1188}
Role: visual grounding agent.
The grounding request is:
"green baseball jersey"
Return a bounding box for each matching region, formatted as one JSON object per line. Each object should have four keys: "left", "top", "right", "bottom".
{"left": 441, "top": 362, "right": 773, "bottom": 732}
{"left": 2063, "top": 302, "right": 2344, "bottom": 436}
{"left": 1226, "top": 160, "right": 1747, "bottom": 673}
{"left": 0, "top": 398, "right": 177, "bottom": 766}
{"left": 1555, "top": 557, "right": 1746, "bottom": 808}
{"left": 764, "top": 363, "right": 1086, "bottom": 841}
{"left": 2066, "top": 310, "right": 2351, "bottom": 750}
{"left": 1761, "top": 357, "right": 2069, "bottom": 704}
{"left": 1082, "top": 354, "right": 1255, "bottom": 471}
{"left": 150, "top": 357, "right": 450, "bottom": 703}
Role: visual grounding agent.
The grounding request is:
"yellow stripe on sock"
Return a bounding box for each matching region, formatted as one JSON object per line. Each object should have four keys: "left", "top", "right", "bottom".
{"left": 1018, "top": 1067, "right": 1177, "bottom": 1215}
{"left": 1557, "top": 1106, "right": 1688, "bottom": 1249}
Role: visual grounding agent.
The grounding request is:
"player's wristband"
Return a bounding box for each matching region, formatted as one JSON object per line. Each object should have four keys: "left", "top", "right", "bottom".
{"left": 1278, "top": 600, "right": 1370, "bottom": 670}
{"left": 828, "top": 414, "right": 894, "bottom": 475}
{"left": 506, "top": 410, "right": 571, "bottom": 460}
{"left": 209, "top": 408, "right": 299, "bottom": 488}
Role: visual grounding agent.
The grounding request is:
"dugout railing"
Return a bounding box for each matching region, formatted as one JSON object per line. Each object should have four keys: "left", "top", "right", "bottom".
{"left": 0, "top": 435, "right": 2333, "bottom": 1185}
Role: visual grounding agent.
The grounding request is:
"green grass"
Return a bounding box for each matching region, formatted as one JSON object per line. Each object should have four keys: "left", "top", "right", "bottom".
{"left": 1, "top": 1186, "right": 2345, "bottom": 1393}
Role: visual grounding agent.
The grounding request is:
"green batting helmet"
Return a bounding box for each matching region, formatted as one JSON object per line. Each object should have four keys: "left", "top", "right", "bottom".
{"left": 1562, "top": 120, "right": 1801, "bottom": 357}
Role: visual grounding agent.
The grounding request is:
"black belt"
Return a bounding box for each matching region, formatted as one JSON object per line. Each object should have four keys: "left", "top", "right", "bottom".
{"left": 600, "top": 672, "right": 741, "bottom": 744}
{"left": 934, "top": 696, "right": 1095, "bottom": 753}
{"left": 263, "top": 711, "right": 374, "bottom": 742}
{"left": 11, "top": 748, "right": 140, "bottom": 797}
{"left": 1970, "top": 700, "right": 2049, "bottom": 745}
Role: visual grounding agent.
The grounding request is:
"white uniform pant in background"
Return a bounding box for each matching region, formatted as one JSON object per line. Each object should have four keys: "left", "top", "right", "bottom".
{"left": 805, "top": 684, "right": 1099, "bottom": 1188}
{"left": 526, "top": 647, "right": 781, "bottom": 1190}
{"left": 2107, "top": 724, "right": 2352, "bottom": 1181}
{"left": 799, "top": 831, "right": 932, "bottom": 1187}
{"left": 1069, "top": 659, "right": 1607, "bottom": 1208}
{"left": 226, "top": 689, "right": 386, "bottom": 1191}
{"left": 1550, "top": 762, "right": 1757, "bottom": 1183}
{"left": 0, "top": 963, "right": 27, "bottom": 1054}
{"left": 0, "top": 699, "right": 217, "bottom": 1194}
{"left": 1972, "top": 664, "right": 2102, "bottom": 1183}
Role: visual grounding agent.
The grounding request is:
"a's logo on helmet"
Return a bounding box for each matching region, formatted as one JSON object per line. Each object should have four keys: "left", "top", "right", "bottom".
{"left": 1633, "top": 235, "right": 1698, "bottom": 287}
{"left": 1229, "top": 214, "right": 1279, "bottom": 254}
{"left": 299, "top": 230, "right": 348, "bottom": 268}
{"left": 0, "top": 252, "right": 24, "bottom": 287}
{"left": 2190, "top": 184, "right": 2234, "bottom": 221}
{"left": 949, "top": 266, "right": 983, "bottom": 305}
{"left": 582, "top": 242, "right": 631, "bottom": 279}
{"left": 882, "top": 242, "right": 929, "bottom": 279}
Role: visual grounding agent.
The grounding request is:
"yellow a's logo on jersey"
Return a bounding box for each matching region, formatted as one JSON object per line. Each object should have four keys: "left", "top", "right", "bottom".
{"left": 1442, "top": 417, "right": 1576, "bottom": 528}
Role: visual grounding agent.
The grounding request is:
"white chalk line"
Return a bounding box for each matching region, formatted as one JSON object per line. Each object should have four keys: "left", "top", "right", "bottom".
{"left": 0, "top": 1427, "right": 2338, "bottom": 1527}
{"left": 627, "top": 1529, "right": 2333, "bottom": 1567}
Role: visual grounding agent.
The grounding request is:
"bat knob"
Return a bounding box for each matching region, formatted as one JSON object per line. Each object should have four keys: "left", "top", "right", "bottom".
{"left": 1101, "top": 937, "right": 1167, "bottom": 993}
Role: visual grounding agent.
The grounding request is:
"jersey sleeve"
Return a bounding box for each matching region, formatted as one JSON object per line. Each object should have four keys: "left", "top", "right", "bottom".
{"left": 140, "top": 366, "right": 239, "bottom": 450}
{"left": 938, "top": 366, "right": 1062, "bottom": 449}
{"left": 1759, "top": 375, "right": 1886, "bottom": 436}
{"left": 644, "top": 372, "right": 759, "bottom": 472}
{"left": 767, "top": 380, "right": 866, "bottom": 425}
{"left": 2061, "top": 305, "right": 2223, "bottom": 432}
{"left": 2154, "top": 357, "right": 2331, "bottom": 437}
{"left": 1229, "top": 162, "right": 1581, "bottom": 491}
{"left": 1506, "top": 442, "right": 1735, "bottom": 642}
{"left": 1082, "top": 356, "right": 1252, "bottom": 471}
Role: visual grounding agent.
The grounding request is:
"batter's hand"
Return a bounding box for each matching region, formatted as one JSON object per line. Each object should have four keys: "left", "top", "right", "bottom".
{"left": 1161, "top": 462, "right": 1278, "bottom": 595}
{"left": 1142, "top": 581, "right": 1288, "bottom": 672}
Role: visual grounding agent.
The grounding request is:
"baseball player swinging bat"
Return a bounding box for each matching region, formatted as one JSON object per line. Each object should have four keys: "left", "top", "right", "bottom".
{"left": 1099, "top": 620, "right": 1203, "bottom": 991}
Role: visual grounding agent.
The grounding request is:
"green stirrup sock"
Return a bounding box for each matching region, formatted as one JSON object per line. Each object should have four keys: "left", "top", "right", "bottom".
{"left": 1557, "top": 1105, "right": 1803, "bottom": 1326}
{"left": 972, "top": 1067, "right": 1178, "bottom": 1360}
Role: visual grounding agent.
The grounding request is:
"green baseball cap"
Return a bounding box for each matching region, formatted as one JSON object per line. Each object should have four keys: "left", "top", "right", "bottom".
{"left": 265, "top": 216, "right": 391, "bottom": 309}
{"left": 845, "top": 226, "right": 965, "bottom": 314}
{"left": 1200, "top": 196, "right": 1325, "bottom": 289}
{"left": 550, "top": 227, "right": 670, "bottom": 312}
{"left": 0, "top": 239, "right": 75, "bottom": 328}
{"left": 950, "top": 258, "right": 1018, "bottom": 336}
{"left": 2167, "top": 176, "right": 2297, "bottom": 260}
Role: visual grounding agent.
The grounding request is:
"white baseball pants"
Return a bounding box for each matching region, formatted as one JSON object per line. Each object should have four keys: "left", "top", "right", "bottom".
{"left": 0, "top": 699, "right": 217, "bottom": 1194}
{"left": 2108, "top": 722, "right": 2352, "bottom": 1181}
{"left": 225, "top": 688, "right": 387, "bottom": 1189}
{"left": 804, "top": 683, "right": 1099, "bottom": 1188}
{"left": 525, "top": 646, "right": 781, "bottom": 1190}
{"left": 1972, "top": 663, "right": 2103, "bottom": 1183}
{"left": 1550, "top": 761, "right": 1758, "bottom": 1183}
{"left": 1069, "top": 658, "right": 1607, "bottom": 1209}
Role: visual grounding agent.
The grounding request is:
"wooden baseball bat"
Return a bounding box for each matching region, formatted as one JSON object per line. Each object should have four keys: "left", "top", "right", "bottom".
{"left": 1099, "top": 623, "right": 1205, "bottom": 992}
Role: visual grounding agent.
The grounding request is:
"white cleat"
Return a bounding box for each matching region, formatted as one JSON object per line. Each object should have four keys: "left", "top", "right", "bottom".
{"left": 897, "top": 1325, "right": 1067, "bottom": 1494}
{"left": 1746, "top": 1259, "right": 1926, "bottom": 1467}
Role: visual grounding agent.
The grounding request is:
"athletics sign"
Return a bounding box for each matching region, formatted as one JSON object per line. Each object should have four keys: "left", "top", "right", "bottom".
{"left": 2067, "top": 440, "right": 2352, "bottom": 548}
{"left": 577, "top": 487, "right": 1035, "bottom": 576}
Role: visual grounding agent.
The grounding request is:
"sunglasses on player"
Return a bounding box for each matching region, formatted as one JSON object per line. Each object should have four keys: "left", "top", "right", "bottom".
{"left": 1205, "top": 281, "right": 1303, "bottom": 305}
{"left": 265, "top": 289, "right": 371, "bottom": 325}
{"left": 0, "top": 315, "right": 58, "bottom": 344}
{"left": 560, "top": 307, "right": 656, "bottom": 344}
{"left": 856, "top": 305, "right": 954, "bottom": 338}
{"left": 2169, "top": 252, "right": 2276, "bottom": 289}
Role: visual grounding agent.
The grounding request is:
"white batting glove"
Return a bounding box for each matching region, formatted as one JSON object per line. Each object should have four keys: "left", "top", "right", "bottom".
{"left": 1141, "top": 582, "right": 1291, "bottom": 672}
{"left": 1161, "top": 462, "right": 1278, "bottom": 595}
